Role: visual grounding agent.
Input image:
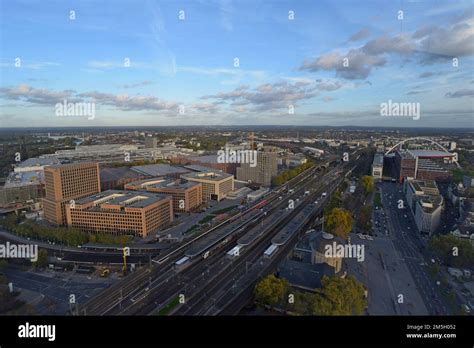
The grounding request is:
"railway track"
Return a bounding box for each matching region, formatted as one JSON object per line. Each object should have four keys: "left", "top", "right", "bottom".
{"left": 79, "top": 162, "right": 328, "bottom": 315}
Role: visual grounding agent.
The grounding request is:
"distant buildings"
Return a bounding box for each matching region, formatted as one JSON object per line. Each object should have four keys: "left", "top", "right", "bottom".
{"left": 181, "top": 171, "right": 234, "bottom": 201}
{"left": 302, "top": 146, "right": 324, "bottom": 157}
{"left": 144, "top": 136, "right": 157, "bottom": 148}
{"left": 43, "top": 162, "right": 101, "bottom": 225}
{"left": 236, "top": 151, "right": 278, "bottom": 186}
{"left": 395, "top": 150, "right": 453, "bottom": 182}
{"left": 405, "top": 179, "right": 443, "bottom": 235}
{"left": 66, "top": 190, "right": 173, "bottom": 237}
{"left": 125, "top": 178, "right": 202, "bottom": 213}
{"left": 371, "top": 152, "right": 384, "bottom": 179}
{"left": 283, "top": 153, "right": 307, "bottom": 168}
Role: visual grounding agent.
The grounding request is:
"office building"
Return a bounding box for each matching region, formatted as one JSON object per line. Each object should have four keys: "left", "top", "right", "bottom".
{"left": 395, "top": 150, "right": 453, "bottom": 182}
{"left": 43, "top": 162, "right": 101, "bottom": 225}
{"left": 405, "top": 179, "right": 443, "bottom": 235}
{"left": 66, "top": 190, "right": 173, "bottom": 238}
{"left": 181, "top": 171, "right": 234, "bottom": 201}
{"left": 236, "top": 151, "right": 278, "bottom": 186}
{"left": 371, "top": 152, "right": 384, "bottom": 179}
{"left": 125, "top": 178, "right": 202, "bottom": 212}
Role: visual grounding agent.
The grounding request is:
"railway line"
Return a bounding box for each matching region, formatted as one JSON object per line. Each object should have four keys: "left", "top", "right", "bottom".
{"left": 79, "top": 159, "right": 332, "bottom": 315}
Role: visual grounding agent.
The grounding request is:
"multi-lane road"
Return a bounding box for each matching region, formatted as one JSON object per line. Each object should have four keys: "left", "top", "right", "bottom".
{"left": 380, "top": 181, "right": 450, "bottom": 315}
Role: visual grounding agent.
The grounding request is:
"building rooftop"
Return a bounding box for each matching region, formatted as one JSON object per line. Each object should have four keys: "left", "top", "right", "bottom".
{"left": 16, "top": 157, "right": 61, "bottom": 168}
{"left": 126, "top": 178, "right": 199, "bottom": 190}
{"left": 181, "top": 171, "right": 233, "bottom": 181}
{"left": 74, "top": 189, "right": 169, "bottom": 209}
{"left": 131, "top": 164, "right": 190, "bottom": 177}
{"left": 100, "top": 167, "right": 144, "bottom": 182}
{"left": 408, "top": 149, "right": 454, "bottom": 158}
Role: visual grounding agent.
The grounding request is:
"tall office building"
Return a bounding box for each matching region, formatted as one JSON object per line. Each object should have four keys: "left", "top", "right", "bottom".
{"left": 236, "top": 151, "right": 278, "bottom": 186}
{"left": 43, "top": 162, "right": 101, "bottom": 225}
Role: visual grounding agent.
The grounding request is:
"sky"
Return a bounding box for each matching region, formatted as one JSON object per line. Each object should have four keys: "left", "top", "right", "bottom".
{"left": 0, "top": 0, "right": 473, "bottom": 128}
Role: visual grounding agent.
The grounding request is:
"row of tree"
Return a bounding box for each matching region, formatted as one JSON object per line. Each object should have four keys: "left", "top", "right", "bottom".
{"left": 254, "top": 274, "right": 367, "bottom": 315}
{"left": 272, "top": 161, "right": 314, "bottom": 186}
{"left": 1, "top": 215, "right": 131, "bottom": 247}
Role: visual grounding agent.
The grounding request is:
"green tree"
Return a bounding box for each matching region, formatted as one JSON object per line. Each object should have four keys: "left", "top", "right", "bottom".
{"left": 305, "top": 276, "right": 367, "bottom": 315}
{"left": 254, "top": 274, "right": 289, "bottom": 307}
{"left": 361, "top": 175, "right": 374, "bottom": 193}
{"left": 357, "top": 205, "right": 372, "bottom": 232}
{"left": 429, "top": 235, "right": 474, "bottom": 268}
{"left": 33, "top": 249, "right": 49, "bottom": 269}
{"left": 325, "top": 208, "right": 353, "bottom": 240}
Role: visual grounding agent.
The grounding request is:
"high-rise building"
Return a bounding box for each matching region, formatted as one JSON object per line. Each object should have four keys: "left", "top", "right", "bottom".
{"left": 371, "top": 152, "right": 384, "bottom": 179}
{"left": 43, "top": 162, "right": 101, "bottom": 225}
{"left": 405, "top": 179, "right": 443, "bottom": 235}
{"left": 66, "top": 190, "right": 173, "bottom": 238}
{"left": 236, "top": 151, "right": 278, "bottom": 186}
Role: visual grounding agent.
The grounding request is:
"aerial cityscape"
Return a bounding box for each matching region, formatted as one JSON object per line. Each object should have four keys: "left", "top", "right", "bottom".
{"left": 0, "top": 0, "right": 473, "bottom": 345}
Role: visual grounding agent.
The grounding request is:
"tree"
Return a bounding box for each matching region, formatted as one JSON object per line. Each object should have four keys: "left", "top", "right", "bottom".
{"left": 307, "top": 276, "right": 367, "bottom": 315}
{"left": 357, "top": 205, "right": 372, "bottom": 232}
{"left": 325, "top": 208, "right": 353, "bottom": 240}
{"left": 361, "top": 176, "right": 374, "bottom": 194}
{"left": 429, "top": 235, "right": 474, "bottom": 268}
{"left": 254, "top": 274, "right": 289, "bottom": 307}
{"left": 33, "top": 249, "right": 48, "bottom": 269}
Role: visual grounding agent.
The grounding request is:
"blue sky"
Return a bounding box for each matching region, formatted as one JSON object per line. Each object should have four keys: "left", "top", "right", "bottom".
{"left": 0, "top": 0, "right": 473, "bottom": 127}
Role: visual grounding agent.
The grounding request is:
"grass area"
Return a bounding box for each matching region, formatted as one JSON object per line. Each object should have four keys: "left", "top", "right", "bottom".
{"left": 158, "top": 296, "right": 180, "bottom": 316}
{"left": 198, "top": 205, "right": 238, "bottom": 225}
{"left": 212, "top": 205, "right": 237, "bottom": 215}
{"left": 198, "top": 215, "right": 215, "bottom": 225}
{"left": 374, "top": 192, "right": 382, "bottom": 208}
{"left": 183, "top": 224, "right": 199, "bottom": 235}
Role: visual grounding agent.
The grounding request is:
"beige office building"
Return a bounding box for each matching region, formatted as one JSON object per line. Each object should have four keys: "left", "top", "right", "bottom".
{"left": 66, "top": 190, "right": 173, "bottom": 238}
{"left": 181, "top": 171, "right": 234, "bottom": 201}
{"left": 43, "top": 162, "right": 101, "bottom": 225}
{"left": 236, "top": 151, "right": 278, "bottom": 186}
{"left": 125, "top": 178, "right": 202, "bottom": 213}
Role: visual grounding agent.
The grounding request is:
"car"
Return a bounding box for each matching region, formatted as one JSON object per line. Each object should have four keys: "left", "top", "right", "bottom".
{"left": 366, "top": 235, "right": 374, "bottom": 241}
{"left": 358, "top": 234, "right": 366, "bottom": 240}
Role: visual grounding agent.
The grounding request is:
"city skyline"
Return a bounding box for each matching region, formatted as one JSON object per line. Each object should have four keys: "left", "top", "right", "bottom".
{"left": 1, "top": 0, "right": 473, "bottom": 128}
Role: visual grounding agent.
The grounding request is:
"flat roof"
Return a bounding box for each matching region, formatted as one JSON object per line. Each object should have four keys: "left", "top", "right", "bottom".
{"left": 182, "top": 171, "right": 233, "bottom": 181}
{"left": 126, "top": 178, "right": 199, "bottom": 190}
{"left": 75, "top": 189, "right": 168, "bottom": 208}
{"left": 409, "top": 150, "right": 454, "bottom": 158}
{"left": 16, "top": 157, "right": 61, "bottom": 167}
{"left": 131, "top": 164, "right": 190, "bottom": 177}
